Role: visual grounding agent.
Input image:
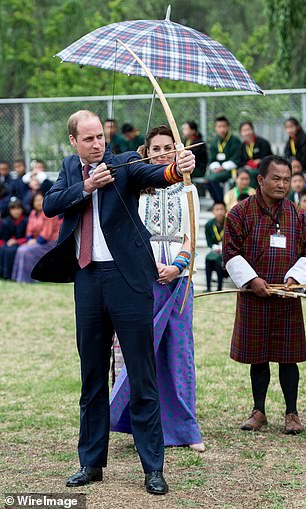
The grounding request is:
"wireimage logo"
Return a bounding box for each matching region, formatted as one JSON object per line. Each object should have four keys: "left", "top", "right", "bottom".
{"left": 4, "top": 494, "right": 86, "bottom": 509}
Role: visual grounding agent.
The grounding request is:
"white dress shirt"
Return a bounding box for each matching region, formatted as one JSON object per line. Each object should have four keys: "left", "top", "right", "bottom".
{"left": 74, "top": 160, "right": 113, "bottom": 262}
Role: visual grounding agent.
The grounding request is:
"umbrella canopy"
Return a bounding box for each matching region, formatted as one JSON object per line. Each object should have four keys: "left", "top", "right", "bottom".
{"left": 56, "top": 18, "right": 263, "bottom": 94}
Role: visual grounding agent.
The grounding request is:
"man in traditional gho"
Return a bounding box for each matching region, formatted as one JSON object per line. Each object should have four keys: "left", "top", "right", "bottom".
{"left": 223, "top": 155, "right": 306, "bottom": 434}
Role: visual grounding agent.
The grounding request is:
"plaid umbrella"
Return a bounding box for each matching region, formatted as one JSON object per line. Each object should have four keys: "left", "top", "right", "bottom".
{"left": 56, "top": 17, "right": 262, "bottom": 94}
{"left": 56, "top": 10, "right": 263, "bottom": 312}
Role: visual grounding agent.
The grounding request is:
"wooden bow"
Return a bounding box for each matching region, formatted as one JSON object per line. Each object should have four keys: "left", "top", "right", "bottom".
{"left": 118, "top": 39, "right": 196, "bottom": 313}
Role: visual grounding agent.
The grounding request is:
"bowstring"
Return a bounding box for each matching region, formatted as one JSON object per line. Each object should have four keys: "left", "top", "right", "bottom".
{"left": 146, "top": 88, "right": 156, "bottom": 135}
{"left": 109, "top": 40, "right": 118, "bottom": 125}
{"left": 111, "top": 178, "right": 188, "bottom": 299}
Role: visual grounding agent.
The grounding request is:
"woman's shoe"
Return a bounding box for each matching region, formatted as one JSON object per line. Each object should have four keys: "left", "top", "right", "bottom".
{"left": 189, "top": 442, "right": 205, "bottom": 452}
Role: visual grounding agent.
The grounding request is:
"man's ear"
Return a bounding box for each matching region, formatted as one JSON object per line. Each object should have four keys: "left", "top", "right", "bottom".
{"left": 69, "top": 134, "right": 77, "bottom": 149}
{"left": 257, "top": 174, "right": 263, "bottom": 187}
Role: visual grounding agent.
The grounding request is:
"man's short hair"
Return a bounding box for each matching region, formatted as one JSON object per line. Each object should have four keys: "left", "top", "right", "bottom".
{"left": 215, "top": 116, "right": 230, "bottom": 125}
{"left": 258, "top": 155, "right": 292, "bottom": 178}
{"left": 291, "top": 172, "right": 305, "bottom": 180}
{"left": 68, "top": 110, "right": 100, "bottom": 139}
{"left": 121, "top": 123, "right": 134, "bottom": 134}
{"left": 212, "top": 200, "right": 226, "bottom": 209}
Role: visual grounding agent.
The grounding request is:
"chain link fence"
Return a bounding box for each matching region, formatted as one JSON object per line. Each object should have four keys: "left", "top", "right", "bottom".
{"left": 0, "top": 89, "right": 306, "bottom": 177}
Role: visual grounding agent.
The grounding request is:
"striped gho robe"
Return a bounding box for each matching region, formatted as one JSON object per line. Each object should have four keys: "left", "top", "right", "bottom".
{"left": 223, "top": 188, "right": 306, "bottom": 364}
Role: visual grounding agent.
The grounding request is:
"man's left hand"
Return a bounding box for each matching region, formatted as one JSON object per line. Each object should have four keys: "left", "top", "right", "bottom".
{"left": 283, "top": 277, "right": 298, "bottom": 290}
{"left": 176, "top": 150, "right": 195, "bottom": 175}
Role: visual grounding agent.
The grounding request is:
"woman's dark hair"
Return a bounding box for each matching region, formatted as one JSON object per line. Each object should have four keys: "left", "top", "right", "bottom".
{"left": 239, "top": 121, "right": 254, "bottom": 131}
{"left": 144, "top": 125, "right": 174, "bottom": 158}
{"left": 30, "top": 190, "right": 44, "bottom": 210}
{"left": 184, "top": 120, "right": 198, "bottom": 132}
{"left": 284, "top": 117, "right": 301, "bottom": 128}
{"left": 236, "top": 168, "right": 251, "bottom": 179}
{"left": 258, "top": 155, "right": 292, "bottom": 178}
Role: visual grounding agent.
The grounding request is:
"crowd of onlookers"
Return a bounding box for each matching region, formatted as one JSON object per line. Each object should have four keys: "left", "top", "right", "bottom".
{"left": 0, "top": 159, "right": 61, "bottom": 283}
{"left": 1, "top": 115, "right": 306, "bottom": 286}
{"left": 200, "top": 115, "right": 306, "bottom": 292}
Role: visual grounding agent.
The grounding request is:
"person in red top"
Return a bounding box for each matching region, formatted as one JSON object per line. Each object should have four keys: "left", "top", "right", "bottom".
{"left": 0, "top": 198, "right": 28, "bottom": 279}
{"left": 12, "top": 191, "right": 61, "bottom": 283}
{"left": 239, "top": 121, "right": 273, "bottom": 188}
{"left": 284, "top": 117, "right": 306, "bottom": 173}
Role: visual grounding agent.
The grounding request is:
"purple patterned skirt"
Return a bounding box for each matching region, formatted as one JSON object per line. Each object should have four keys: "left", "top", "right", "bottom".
{"left": 12, "top": 241, "right": 57, "bottom": 283}
{"left": 110, "top": 277, "right": 202, "bottom": 446}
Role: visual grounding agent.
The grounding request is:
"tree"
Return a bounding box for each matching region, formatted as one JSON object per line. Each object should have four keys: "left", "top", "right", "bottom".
{"left": 265, "top": 0, "right": 306, "bottom": 85}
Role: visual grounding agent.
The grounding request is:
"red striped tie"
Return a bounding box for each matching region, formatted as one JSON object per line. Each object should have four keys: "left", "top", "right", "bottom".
{"left": 78, "top": 165, "right": 93, "bottom": 269}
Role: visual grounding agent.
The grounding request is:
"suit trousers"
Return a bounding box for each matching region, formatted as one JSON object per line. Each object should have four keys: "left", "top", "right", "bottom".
{"left": 74, "top": 261, "right": 164, "bottom": 473}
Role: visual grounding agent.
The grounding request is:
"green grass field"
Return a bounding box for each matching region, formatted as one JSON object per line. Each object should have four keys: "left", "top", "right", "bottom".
{"left": 0, "top": 280, "right": 305, "bottom": 509}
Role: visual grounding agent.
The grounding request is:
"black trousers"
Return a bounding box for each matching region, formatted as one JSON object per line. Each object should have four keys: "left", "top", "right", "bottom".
{"left": 74, "top": 261, "right": 164, "bottom": 473}
{"left": 205, "top": 258, "right": 225, "bottom": 291}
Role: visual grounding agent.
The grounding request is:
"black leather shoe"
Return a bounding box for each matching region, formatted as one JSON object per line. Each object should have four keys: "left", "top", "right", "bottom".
{"left": 66, "top": 466, "right": 103, "bottom": 487}
{"left": 145, "top": 471, "right": 169, "bottom": 495}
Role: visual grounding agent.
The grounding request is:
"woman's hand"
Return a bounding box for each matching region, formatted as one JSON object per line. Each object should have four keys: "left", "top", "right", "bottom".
{"left": 158, "top": 265, "right": 180, "bottom": 284}
{"left": 27, "top": 238, "right": 37, "bottom": 245}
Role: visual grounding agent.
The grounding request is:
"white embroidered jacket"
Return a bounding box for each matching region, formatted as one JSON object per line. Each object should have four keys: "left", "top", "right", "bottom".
{"left": 138, "top": 183, "right": 200, "bottom": 277}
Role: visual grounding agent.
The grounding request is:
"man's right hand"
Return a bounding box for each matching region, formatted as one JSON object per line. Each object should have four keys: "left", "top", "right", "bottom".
{"left": 83, "top": 163, "right": 114, "bottom": 193}
{"left": 249, "top": 277, "right": 271, "bottom": 297}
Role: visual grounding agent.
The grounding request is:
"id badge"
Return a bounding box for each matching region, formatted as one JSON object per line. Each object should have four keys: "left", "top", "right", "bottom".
{"left": 270, "top": 234, "right": 286, "bottom": 249}
{"left": 217, "top": 152, "right": 226, "bottom": 161}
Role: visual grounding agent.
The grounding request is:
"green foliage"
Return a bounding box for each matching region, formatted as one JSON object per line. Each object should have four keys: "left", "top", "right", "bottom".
{"left": 265, "top": 0, "right": 306, "bottom": 84}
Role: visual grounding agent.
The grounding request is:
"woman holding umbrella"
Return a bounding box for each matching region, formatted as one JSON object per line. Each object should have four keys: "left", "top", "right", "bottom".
{"left": 110, "top": 125, "right": 204, "bottom": 452}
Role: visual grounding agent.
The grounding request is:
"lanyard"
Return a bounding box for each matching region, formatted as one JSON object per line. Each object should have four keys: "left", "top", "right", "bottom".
{"left": 245, "top": 142, "right": 255, "bottom": 159}
{"left": 290, "top": 138, "right": 296, "bottom": 156}
{"left": 259, "top": 201, "right": 283, "bottom": 234}
{"left": 217, "top": 132, "right": 231, "bottom": 153}
{"left": 213, "top": 223, "right": 224, "bottom": 242}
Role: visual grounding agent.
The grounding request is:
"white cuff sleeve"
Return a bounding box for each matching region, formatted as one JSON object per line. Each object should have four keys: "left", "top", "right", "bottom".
{"left": 222, "top": 160, "right": 237, "bottom": 171}
{"left": 225, "top": 255, "right": 258, "bottom": 288}
{"left": 284, "top": 257, "right": 306, "bottom": 284}
{"left": 208, "top": 162, "right": 222, "bottom": 171}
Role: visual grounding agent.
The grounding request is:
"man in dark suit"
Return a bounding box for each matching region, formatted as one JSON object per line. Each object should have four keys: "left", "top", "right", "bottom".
{"left": 32, "top": 110, "right": 195, "bottom": 495}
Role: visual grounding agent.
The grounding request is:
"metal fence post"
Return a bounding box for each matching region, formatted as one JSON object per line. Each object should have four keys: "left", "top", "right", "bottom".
{"left": 302, "top": 93, "right": 306, "bottom": 131}
{"left": 107, "top": 99, "right": 113, "bottom": 119}
{"left": 23, "top": 103, "right": 31, "bottom": 172}
{"left": 200, "top": 98, "right": 207, "bottom": 141}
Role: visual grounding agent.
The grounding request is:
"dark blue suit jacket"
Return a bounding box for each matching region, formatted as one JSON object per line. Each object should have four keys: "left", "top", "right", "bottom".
{"left": 32, "top": 147, "right": 179, "bottom": 292}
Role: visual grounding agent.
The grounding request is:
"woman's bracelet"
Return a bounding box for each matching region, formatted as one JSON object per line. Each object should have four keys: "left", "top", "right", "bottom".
{"left": 172, "top": 250, "right": 191, "bottom": 273}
